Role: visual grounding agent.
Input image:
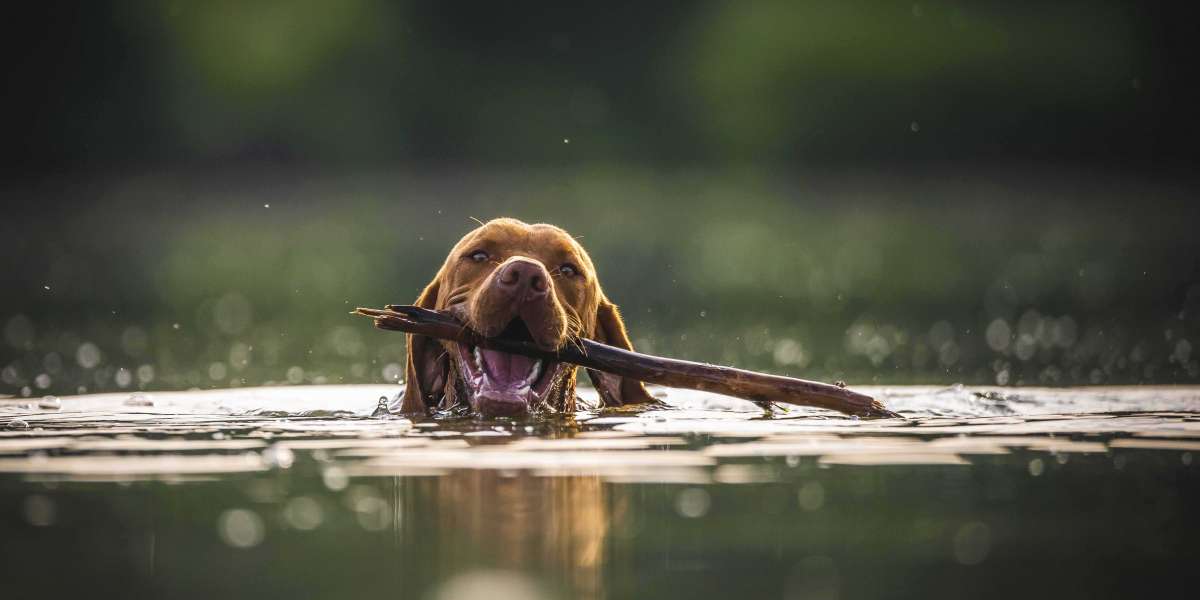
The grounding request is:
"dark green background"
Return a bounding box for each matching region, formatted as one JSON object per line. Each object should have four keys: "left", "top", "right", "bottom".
{"left": 3, "top": 1, "right": 1199, "bottom": 396}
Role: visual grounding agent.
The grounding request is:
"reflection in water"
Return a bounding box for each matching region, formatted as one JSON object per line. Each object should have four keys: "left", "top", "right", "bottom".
{"left": 429, "top": 569, "right": 553, "bottom": 600}
{"left": 1, "top": 385, "right": 1199, "bottom": 599}
{"left": 423, "top": 471, "right": 610, "bottom": 600}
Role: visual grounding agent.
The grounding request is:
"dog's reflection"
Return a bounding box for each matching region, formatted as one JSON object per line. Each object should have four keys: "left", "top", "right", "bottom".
{"left": 425, "top": 470, "right": 612, "bottom": 599}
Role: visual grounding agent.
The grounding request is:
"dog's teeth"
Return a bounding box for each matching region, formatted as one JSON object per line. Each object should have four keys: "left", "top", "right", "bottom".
{"left": 525, "top": 359, "right": 542, "bottom": 386}
{"left": 473, "top": 347, "right": 483, "bottom": 371}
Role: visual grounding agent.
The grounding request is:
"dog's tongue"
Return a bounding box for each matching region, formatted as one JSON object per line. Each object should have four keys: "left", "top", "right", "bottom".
{"left": 479, "top": 348, "right": 537, "bottom": 389}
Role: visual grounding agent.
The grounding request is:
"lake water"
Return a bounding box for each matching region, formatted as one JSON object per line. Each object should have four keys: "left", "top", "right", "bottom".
{"left": 2, "top": 385, "right": 1198, "bottom": 599}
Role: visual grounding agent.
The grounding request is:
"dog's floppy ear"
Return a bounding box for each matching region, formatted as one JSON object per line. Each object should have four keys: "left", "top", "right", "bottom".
{"left": 398, "top": 275, "right": 448, "bottom": 414}
{"left": 587, "top": 296, "right": 656, "bottom": 406}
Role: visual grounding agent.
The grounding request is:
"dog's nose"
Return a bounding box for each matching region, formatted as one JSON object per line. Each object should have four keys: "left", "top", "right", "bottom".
{"left": 496, "top": 258, "right": 549, "bottom": 301}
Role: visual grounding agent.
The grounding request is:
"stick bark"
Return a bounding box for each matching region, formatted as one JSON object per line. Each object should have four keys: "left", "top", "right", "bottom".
{"left": 354, "top": 306, "right": 899, "bottom": 418}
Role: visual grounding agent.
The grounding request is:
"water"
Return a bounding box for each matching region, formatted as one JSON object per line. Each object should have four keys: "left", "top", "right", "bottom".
{"left": 2, "top": 385, "right": 1198, "bottom": 599}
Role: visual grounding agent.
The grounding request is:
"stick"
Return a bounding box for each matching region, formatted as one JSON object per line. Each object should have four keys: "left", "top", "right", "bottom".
{"left": 354, "top": 306, "right": 899, "bottom": 418}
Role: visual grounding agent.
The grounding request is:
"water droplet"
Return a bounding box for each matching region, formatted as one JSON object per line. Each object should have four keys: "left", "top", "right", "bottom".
{"left": 995, "top": 369, "right": 1010, "bottom": 385}
{"left": 4, "top": 315, "right": 35, "bottom": 350}
{"left": 381, "top": 362, "right": 403, "bottom": 382}
{"left": 263, "top": 444, "right": 295, "bottom": 469}
{"left": 1, "top": 364, "right": 21, "bottom": 386}
{"left": 350, "top": 492, "right": 391, "bottom": 531}
{"left": 42, "top": 353, "right": 63, "bottom": 374}
{"left": 114, "top": 367, "right": 132, "bottom": 388}
{"left": 217, "top": 508, "right": 265, "bottom": 548}
{"left": 985, "top": 318, "right": 1012, "bottom": 352}
{"left": 76, "top": 342, "right": 102, "bottom": 369}
{"left": 7, "top": 418, "right": 30, "bottom": 430}
{"left": 34, "top": 373, "right": 51, "bottom": 389}
{"left": 674, "top": 488, "right": 711, "bottom": 518}
{"left": 1027, "top": 457, "right": 1045, "bottom": 476}
{"left": 286, "top": 366, "right": 305, "bottom": 384}
{"left": 282, "top": 496, "right": 323, "bottom": 531}
{"left": 797, "top": 481, "right": 825, "bottom": 511}
{"left": 124, "top": 392, "right": 154, "bottom": 407}
{"left": 37, "top": 396, "right": 61, "bottom": 410}
{"left": 322, "top": 466, "right": 349, "bottom": 491}
{"left": 136, "top": 364, "right": 155, "bottom": 385}
{"left": 372, "top": 396, "right": 392, "bottom": 418}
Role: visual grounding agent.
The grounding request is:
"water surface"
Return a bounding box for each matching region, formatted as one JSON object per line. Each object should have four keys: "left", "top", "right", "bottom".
{"left": 2, "top": 385, "right": 1197, "bottom": 599}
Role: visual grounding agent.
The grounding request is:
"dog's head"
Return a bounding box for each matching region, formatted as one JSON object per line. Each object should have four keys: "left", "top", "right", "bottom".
{"left": 399, "top": 218, "right": 653, "bottom": 417}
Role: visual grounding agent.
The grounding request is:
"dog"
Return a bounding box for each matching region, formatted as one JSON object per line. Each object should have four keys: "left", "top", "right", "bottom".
{"left": 398, "top": 218, "right": 655, "bottom": 417}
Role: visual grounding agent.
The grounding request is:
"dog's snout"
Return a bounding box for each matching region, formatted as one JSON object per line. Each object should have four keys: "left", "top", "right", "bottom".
{"left": 495, "top": 259, "right": 549, "bottom": 300}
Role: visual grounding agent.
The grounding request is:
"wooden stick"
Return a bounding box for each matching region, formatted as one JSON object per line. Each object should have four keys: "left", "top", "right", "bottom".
{"left": 354, "top": 306, "right": 899, "bottom": 418}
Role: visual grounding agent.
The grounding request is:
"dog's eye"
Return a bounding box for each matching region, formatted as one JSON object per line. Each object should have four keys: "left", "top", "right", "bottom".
{"left": 468, "top": 250, "right": 489, "bottom": 263}
{"left": 559, "top": 263, "right": 578, "bottom": 278}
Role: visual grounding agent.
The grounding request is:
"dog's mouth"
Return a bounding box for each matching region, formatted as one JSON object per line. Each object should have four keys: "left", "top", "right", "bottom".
{"left": 454, "top": 317, "right": 563, "bottom": 417}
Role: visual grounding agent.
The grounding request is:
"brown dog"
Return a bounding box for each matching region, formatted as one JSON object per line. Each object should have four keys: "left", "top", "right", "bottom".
{"left": 399, "top": 218, "right": 655, "bottom": 417}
